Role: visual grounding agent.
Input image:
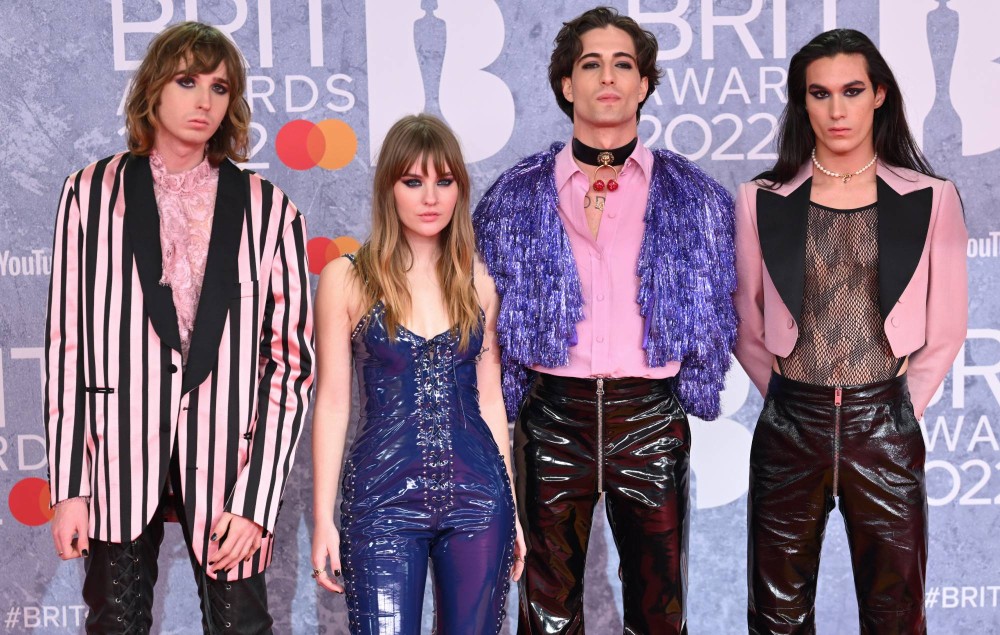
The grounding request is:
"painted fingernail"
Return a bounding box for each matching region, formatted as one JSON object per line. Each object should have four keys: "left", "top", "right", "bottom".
{"left": 210, "top": 533, "right": 217, "bottom": 541}
{"left": 334, "top": 569, "right": 341, "bottom": 577}
{"left": 208, "top": 560, "right": 214, "bottom": 565}
{"left": 81, "top": 549, "right": 89, "bottom": 557}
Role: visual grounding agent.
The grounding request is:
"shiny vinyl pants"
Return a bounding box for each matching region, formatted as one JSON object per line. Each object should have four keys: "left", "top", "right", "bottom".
{"left": 339, "top": 453, "right": 516, "bottom": 635}
{"left": 515, "top": 373, "right": 690, "bottom": 635}
{"left": 82, "top": 457, "right": 272, "bottom": 634}
{"left": 748, "top": 372, "right": 927, "bottom": 635}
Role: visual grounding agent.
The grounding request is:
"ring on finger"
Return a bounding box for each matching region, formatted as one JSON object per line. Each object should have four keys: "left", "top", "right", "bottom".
{"left": 311, "top": 568, "right": 326, "bottom": 579}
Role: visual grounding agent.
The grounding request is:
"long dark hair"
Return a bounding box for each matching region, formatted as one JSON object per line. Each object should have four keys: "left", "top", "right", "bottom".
{"left": 760, "top": 28, "right": 940, "bottom": 185}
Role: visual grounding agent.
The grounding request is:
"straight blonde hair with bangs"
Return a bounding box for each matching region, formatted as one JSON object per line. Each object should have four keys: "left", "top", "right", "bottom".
{"left": 354, "top": 114, "right": 480, "bottom": 351}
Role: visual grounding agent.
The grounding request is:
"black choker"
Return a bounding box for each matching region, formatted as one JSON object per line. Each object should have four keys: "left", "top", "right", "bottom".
{"left": 572, "top": 137, "right": 637, "bottom": 167}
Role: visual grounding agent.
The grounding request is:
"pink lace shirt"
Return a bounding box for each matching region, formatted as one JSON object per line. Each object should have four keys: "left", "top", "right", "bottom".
{"left": 150, "top": 150, "right": 219, "bottom": 362}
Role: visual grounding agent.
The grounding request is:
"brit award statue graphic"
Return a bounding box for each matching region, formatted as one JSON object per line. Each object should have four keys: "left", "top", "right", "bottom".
{"left": 365, "top": 0, "right": 514, "bottom": 163}
{"left": 415, "top": 0, "right": 446, "bottom": 119}
{"left": 923, "top": 0, "right": 962, "bottom": 164}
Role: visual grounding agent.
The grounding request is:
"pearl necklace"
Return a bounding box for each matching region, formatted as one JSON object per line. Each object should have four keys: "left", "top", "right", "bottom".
{"left": 811, "top": 148, "right": 877, "bottom": 184}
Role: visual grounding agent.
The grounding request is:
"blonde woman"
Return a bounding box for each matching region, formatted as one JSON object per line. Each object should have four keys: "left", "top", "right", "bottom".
{"left": 311, "top": 114, "right": 524, "bottom": 634}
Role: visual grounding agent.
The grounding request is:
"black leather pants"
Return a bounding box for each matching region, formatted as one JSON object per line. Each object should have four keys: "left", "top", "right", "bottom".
{"left": 82, "top": 457, "right": 273, "bottom": 634}
{"left": 515, "top": 373, "right": 690, "bottom": 635}
{"left": 748, "top": 372, "right": 927, "bottom": 635}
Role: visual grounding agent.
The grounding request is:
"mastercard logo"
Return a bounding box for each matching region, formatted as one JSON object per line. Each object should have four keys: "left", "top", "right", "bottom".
{"left": 275, "top": 119, "right": 358, "bottom": 171}
{"left": 8, "top": 477, "right": 54, "bottom": 526}
{"left": 307, "top": 236, "right": 363, "bottom": 275}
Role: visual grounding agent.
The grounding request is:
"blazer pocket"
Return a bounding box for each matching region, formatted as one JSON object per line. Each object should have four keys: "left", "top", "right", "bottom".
{"left": 234, "top": 280, "right": 259, "bottom": 298}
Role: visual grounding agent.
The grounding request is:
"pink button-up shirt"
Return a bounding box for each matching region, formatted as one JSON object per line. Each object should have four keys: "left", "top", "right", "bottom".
{"left": 533, "top": 141, "right": 681, "bottom": 380}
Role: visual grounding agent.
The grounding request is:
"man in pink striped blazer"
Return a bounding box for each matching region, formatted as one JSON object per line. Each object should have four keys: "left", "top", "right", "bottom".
{"left": 44, "top": 23, "right": 313, "bottom": 633}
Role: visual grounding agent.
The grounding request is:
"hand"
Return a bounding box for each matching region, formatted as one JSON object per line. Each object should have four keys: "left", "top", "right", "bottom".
{"left": 51, "top": 498, "right": 89, "bottom": 560}
{"left": 311, "top": 520, "right": 345, "bottom": 593}
{"left": 208, "top": 512, "right": 264, "bottom": 573}
{"left": 510, "top": 516, "right": 526, "bottom": 582}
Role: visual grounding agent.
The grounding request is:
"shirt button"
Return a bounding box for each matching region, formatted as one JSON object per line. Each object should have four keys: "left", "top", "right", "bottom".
{"left": 596, "top": 336, "right": 605, "bottom": 343}
{"left": 786, "top": 318, "right": 794, "bottom": 329}
{"left": 608, "top": 212, "right": 617, "bottom": 219}
{"left": 597, "top": 294, "right": 605, "bottom": 301}
{"left": 891, "top": 317, "right": 900, "bottom": 327}
{"left": 168, "top": 364, "right": 179, "bottom": 373}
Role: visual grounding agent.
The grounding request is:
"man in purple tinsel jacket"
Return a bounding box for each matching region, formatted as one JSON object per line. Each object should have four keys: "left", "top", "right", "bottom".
{"left": 472, "top": 7, "right": 736, "bottom": 634}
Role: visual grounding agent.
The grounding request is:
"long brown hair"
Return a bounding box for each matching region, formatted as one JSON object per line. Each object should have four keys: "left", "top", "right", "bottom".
{"left": 759, "top": 28, "right": 940, "bottom": 186}
{"left": 125, "top": 22, "right": 250, "bottom": 165}
{"left": 354, "top": 114, "right": 479, "bottom": 350}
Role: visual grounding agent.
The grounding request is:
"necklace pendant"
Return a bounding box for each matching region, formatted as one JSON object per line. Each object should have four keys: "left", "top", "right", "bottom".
{"left": 597, "top": 151, "right": 614, "bottom": 166}
{"left": 842, "top": 174, "right": 852, "bottom": 184}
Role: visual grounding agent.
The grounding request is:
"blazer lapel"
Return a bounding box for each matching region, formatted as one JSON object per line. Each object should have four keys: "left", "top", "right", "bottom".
{"left": 876, "top": 176, "right": 933, "bottom": 319}
{"left": 757, "top": 177, "right": 812, "bottom": 322}
{"left": 124, "top": 154, "right": 182, "bottom": 352}
{"left": 183, "top": 160, "right": 246, "bottom": 394}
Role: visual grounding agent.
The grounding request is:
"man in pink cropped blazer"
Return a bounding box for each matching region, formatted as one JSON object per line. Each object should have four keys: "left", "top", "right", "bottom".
{"left": 734, "top": 161, "right": 967, "bottom": 419}
{"left": 733, "top": 28, "right": 968, "bottom": 635}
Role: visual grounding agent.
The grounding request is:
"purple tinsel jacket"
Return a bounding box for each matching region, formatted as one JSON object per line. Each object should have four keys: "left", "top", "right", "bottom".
{"left": 473, "top": 142, "right": 737, "bottom": 421}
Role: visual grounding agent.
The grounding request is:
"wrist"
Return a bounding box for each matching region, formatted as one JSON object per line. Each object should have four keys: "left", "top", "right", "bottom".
{"left": 55, "top": 496, "right": 90, "bottom": 508}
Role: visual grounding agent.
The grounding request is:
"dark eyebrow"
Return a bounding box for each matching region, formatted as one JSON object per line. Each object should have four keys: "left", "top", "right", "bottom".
{"left": 172, "top": 70, "right": 229, "bottom": 85}
{"left": 808, "top": 79, "right": 866, "bottom": 91}
{"left": 577, "top": 51, "right": 638, "bottom": 64}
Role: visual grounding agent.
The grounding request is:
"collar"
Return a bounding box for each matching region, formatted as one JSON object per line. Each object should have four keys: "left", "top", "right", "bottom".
{"left": 554, "top": 138, "right": 654, "bottom": 191}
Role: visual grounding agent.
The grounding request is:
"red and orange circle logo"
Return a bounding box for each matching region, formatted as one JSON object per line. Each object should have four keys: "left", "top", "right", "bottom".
{"left": 307, "top": 236, "right": 363, "bottom": 275}
{"left": 8, "top": 477, "right": 54, "bottom": 526}
{"left": 276, "top": 119, "right": 358, "bottom": 171}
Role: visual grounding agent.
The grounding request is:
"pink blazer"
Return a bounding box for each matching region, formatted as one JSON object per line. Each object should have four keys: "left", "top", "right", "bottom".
{"left": 44, "top": 153, "right": 314, "bottom": 580}
{"left": 733, "top": 162, "right": 967, "bottom": 418}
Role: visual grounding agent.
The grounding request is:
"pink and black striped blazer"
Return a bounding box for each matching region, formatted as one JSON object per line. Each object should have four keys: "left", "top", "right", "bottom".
{"left": 44, "top": 152, "right": 314, "bottom": 580}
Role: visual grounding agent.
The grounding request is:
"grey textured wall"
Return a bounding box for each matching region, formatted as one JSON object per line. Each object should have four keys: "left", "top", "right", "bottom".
{"left": 1, "top": 1, "right": 998, "bottom": 633}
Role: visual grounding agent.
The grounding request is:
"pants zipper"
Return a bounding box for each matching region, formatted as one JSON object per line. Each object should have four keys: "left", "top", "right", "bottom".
{"left": 596, "top": 377, "right": 605, "bottom": 495}
{"left": 833, "top": 386, "right": 842, "bottom": 497}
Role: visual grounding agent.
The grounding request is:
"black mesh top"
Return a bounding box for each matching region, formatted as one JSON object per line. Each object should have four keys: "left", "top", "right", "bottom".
{"left": 778, "top": 202, "right": 901, "bottom": 386}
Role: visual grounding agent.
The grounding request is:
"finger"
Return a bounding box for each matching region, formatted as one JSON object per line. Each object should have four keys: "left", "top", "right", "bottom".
{"left": 246, "top": 537, "right": 262, "bottom": 562}
{"left": 314, "top": 569, "right": 344, "bottom": 593}
{"left": 512, "top": 557, "right": 525, "bottom": 582}
{"left": 511, "top": 535, "right": 527, "bottom": 581}
{"left": 59, "top": 524, "right": 84, "bottom": 560}
{"left": 210, "top": 533, "right": 239, "bottom": 571}
{"left": 234, "top": 536, "right": 256, "bottom": 569}
{"left": 76, "top": 530, "right": 90, "bottom": 559}
{"left": 210, "top": 514, "right": 231, "bottom": 543}
{"left": 223, "top": 533, "right": 255, "bottom": 572}
{"left": 216, "top": 534, "right": 251, "bottom": 572}
{"left": 73, "top": 515, "right": 91, "bottom": 558}
{"left": 54, "top": 529, "right": 76, "bottom": 560}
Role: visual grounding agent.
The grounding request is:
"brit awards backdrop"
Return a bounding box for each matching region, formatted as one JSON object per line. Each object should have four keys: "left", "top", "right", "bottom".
{"left": 1, "top": 1, "right": 998, "bottom": 633}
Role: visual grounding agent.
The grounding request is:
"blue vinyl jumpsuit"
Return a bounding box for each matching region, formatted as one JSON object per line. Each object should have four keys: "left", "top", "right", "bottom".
{"left": 339, "top": 299, "right": 516, "bottom": 635}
